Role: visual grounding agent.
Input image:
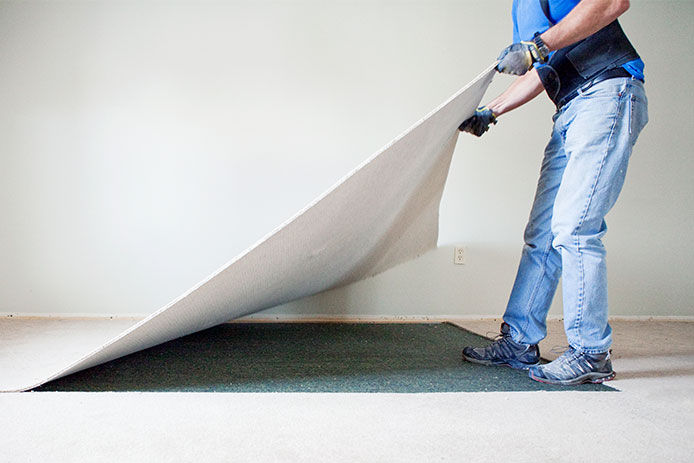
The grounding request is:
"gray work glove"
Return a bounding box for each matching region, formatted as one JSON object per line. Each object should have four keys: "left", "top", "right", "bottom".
{"left": 459, "top": 107, "right": 497, "bottom": 137}
{"left": 496, "top": 40, "right": 548, "bottom": 76}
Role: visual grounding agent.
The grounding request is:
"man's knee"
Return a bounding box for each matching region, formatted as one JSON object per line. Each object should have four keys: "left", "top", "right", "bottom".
{"left": 523, "top": 219, "right": 553, "bottom": 251}
{"left": 550, "top": 221, "right": 608, "bottom": 254}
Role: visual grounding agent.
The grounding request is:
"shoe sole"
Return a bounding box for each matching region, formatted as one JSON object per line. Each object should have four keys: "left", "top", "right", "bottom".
{"left": 528, "top": 370, "right": 616, "bottom": 386}
{"left": 462, "top": 354, "right": 539, "bottom": 371}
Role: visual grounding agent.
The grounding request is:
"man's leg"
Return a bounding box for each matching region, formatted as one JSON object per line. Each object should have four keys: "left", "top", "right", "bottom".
{"left": 461, "top": 118, "right": 567, "bottom": 370}
{"left": 552, "top": 78, "right": 648, "bottom": 353}
{"left": 502, "top": 120, "right": 566, "bottom": 345}
{"left": 529, "top": 78, "right": 649, "bottom": 385}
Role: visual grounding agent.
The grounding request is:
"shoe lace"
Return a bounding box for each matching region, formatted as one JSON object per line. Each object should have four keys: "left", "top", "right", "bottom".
{"left": 483, "top": 331, "right": 518, "bottom": 357}
{"left": 543, "top": 347, "right": 583, "bottom": 376}
{"left": 556, "top": 346, "right": 578, "bottom": 361}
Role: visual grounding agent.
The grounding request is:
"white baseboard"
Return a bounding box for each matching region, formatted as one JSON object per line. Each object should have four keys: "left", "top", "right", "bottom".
{"left": 0, "top": 313, "right": 147, "bottom": 319}
{"left": 3, "top": 313, "right": 693, "bottom": 322}
{"left": 607, "top": 315, "right": 694, "bottom": 322}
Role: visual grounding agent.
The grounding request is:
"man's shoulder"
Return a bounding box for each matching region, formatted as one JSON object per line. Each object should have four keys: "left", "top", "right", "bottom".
{"left": 546, "top": 0, "right": 580, "bottom": 24}
{"left": 514, "top": 0, "right": 581, "bottom": 40}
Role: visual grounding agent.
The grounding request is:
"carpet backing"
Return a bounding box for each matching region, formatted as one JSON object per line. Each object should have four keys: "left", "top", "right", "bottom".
{"left": 2, "top": 65, "right": 497, "bottom": 392}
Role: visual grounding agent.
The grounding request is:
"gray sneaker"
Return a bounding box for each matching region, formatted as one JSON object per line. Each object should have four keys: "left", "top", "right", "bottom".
{"left": 462, "top": 322, "right": 540, "bottom": 370}
{"left": 528, "top": 347, "right": 615, "bottom": 386}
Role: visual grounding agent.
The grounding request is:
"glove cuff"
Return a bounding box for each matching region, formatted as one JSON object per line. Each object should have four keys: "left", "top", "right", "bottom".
{"left": 479, "top": 106, "right": 498, "bottom": 125}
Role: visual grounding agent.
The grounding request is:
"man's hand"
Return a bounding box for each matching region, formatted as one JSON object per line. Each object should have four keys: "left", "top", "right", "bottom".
{"left": 459, "top": 107, "right": 497, "bottom": 137}
{"left": 496, "top": 40, "right": 548, "bottom": 76}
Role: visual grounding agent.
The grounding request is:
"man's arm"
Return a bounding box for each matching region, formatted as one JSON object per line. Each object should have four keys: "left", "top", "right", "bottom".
{"left": 497, "top": 0, "right": 631, "bottom": 76}
{"left": 458, "top": 69, "right": 544, "bottom": 136}
{"left": 461, "top": 0, "right": 631, "bottom": 135}
{"left": 540, "top": 0, "right": 631, "bottom": 51}
{"left": 487, "top": 69, "right": 544, "bottom": 117}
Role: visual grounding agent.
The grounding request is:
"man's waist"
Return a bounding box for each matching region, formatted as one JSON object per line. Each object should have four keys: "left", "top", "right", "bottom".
{"left": 556, "top": 67, "right": 635, "bottom": 109}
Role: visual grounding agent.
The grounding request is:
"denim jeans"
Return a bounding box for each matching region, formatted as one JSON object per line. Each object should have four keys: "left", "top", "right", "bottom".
{"left": 503, "top": 77, "right": 649, "bottom": 353}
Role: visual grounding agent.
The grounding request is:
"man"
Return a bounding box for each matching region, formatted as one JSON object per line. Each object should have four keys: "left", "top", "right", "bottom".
{"left": 459, "top": 0, "right": 648, "bottom": 385}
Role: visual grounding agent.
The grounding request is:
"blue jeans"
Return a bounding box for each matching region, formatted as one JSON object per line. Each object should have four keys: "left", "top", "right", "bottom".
{"left": 503, "top": 77, "right": 649, "bottom": 353}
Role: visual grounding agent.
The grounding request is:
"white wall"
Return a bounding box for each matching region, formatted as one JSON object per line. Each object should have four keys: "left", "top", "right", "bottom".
{"left": 1, "top": 1, "right": 692, "bottom": 318}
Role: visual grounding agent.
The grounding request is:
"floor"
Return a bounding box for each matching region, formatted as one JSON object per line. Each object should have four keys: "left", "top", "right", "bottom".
{"left": 1, "top": 317, "right": 693, "bottom": 462}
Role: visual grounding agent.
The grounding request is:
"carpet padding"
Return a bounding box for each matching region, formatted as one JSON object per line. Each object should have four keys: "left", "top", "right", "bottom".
{"left": 35, "top": 323, "right": 614, "bottom": 392}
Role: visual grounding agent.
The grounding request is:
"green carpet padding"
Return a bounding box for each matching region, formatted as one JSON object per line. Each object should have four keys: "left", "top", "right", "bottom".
{"left": 35, "top": 323, "right": 614, "bottom": 392}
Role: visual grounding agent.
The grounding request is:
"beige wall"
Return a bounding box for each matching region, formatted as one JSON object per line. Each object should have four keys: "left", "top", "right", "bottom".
{"left": 1, "top": 1, "right": 692, "bottom": 317}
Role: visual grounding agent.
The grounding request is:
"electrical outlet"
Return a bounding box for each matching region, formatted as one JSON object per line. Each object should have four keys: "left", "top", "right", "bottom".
{"left": 454, "top": 246, "right": 465, "bottom": 265}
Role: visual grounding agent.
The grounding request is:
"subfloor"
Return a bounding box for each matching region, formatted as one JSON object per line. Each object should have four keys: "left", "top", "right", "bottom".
{"left": 1, "top": 317, "right": 693, "bottom": 462}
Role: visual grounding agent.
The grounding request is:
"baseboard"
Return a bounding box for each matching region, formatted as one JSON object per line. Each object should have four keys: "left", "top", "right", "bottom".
{"left": 3, "top": 313, "right": 693, "bottom": 322}
{"left": 0, "top": 313, "right": 146, "bottom": 319}
{"left": 607, "top": 315, "right": 694, "bottom": 322}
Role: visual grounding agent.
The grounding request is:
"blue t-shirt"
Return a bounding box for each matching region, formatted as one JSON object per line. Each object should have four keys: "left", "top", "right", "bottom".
{"left": 511, "top": 0, "right": 644, "bottom": 80}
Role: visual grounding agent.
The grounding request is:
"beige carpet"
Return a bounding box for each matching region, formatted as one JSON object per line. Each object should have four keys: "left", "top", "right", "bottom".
{"left": 2, "top": 318, "right": 693, "bottom": 462}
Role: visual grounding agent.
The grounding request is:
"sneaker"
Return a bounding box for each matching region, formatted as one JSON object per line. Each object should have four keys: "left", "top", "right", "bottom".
{"left": 528, "top": 347, "right": 615, "bottom": 386}
{"left": 462, "top": 322, "right": 540, "bottom": 370}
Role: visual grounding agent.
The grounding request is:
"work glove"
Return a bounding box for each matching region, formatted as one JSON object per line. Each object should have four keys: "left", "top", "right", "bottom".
{"left": 458, "top": 107, "right": 497, "bottom": 137}
{"left": 496, "top": 39, "right": 549, "bottom": 75}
